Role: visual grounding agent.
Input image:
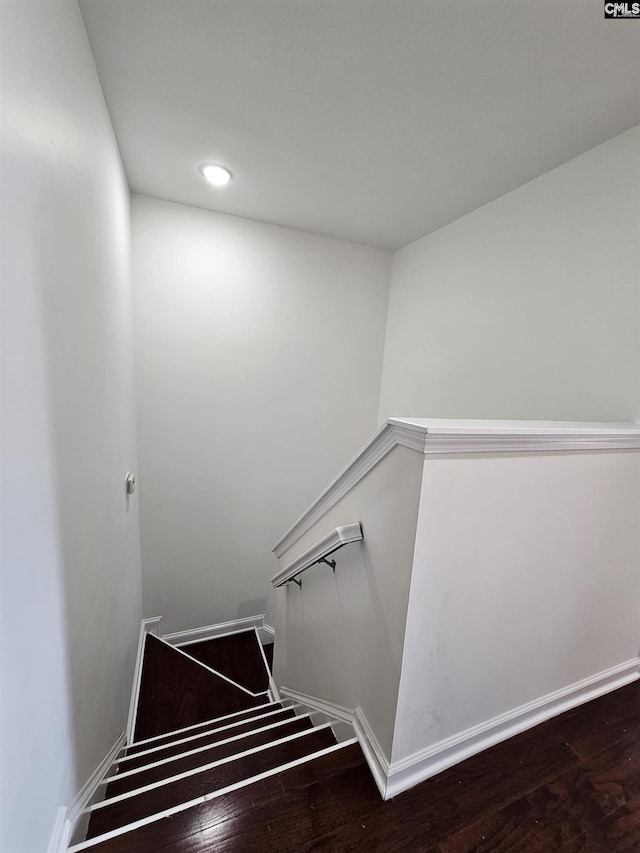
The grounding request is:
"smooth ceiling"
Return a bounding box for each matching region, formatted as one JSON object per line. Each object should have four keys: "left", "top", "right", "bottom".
{"left": 80, "top": 0, "right": 640, "bottom": 250}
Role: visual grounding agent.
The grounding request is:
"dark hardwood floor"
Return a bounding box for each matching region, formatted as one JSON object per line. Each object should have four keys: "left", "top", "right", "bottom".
{"left": 88, "top": 679, "right": 640, "bottom": 851}
{"left": 133, "top": 635, "right": 263, "bottom": 741}
{"left": 83, "top": 741, "right": 366, "bottom": 852}
{"left": 106, "top": 717, "right": 313, "bottom": 796}
{"left": 124, "top": 704, "right": 279, "bottom": 756}
{"left": 305, "top": 680, "right": 640, "bottom": 853}
{"left": 121, "top": 707, "right": 294, "bottom": 769}
{"left": 86, "top": 727, "right": 337, "bottom": 839}
{"left": 180, "top": 631, "right": 270, "bottom": 693}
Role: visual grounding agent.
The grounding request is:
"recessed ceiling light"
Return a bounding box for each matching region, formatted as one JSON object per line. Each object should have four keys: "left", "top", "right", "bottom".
{"left": 200, "top": 163, "right": 232, "bottom": 186}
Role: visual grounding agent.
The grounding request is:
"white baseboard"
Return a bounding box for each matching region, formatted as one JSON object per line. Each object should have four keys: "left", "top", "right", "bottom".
{"left": 278, "top": 688, "right": 391, "bottom": 797}
{"left": 278, "top": 688, "right": 391, "bottom": 798}
{"left": 384, "top": 657, "right": 640, "bottom": 800}
{"left": 50, "top": 617, "right": 161, "bottom": 851}
{"left": 64, "top": 731, "right": 127, "bottom": 847}
{"left": 48, "top": 806, "right": 72, "bottom": 853}
{"left": 352, "top": 707, "right": 390, "bottom": 799}
{"left": 280, "top": 687, "right": 363, "bottom": 750}
{"left": 258, "top": 622, "right": 275, "bottom": 645}
{"left": 126, "top": 617, "right": 162, "bottom": 743}
{"left": 280, "top": 687, "right": 353, "bottom": 723}
{"left": 162, "top": 615, "right": 275, "bottom": 647}
{"left": 294, "top": 658, "right": 640, "bottom": 801}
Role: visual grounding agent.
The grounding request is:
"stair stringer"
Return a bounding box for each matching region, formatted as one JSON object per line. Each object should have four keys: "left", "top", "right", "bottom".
{"left": 126, "top": 618, "right": 162, "bottom": 743}
{"left": 279, "top": 685, "right": 387, "bottom": 797}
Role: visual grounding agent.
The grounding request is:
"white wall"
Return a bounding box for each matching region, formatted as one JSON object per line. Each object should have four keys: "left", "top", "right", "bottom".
{"left": 131, "top": 195, "right": 391, "bottom": 633}
{"left": 378, "top": 127, "right": 640, "bottom": 423}
{"left": 392, "top": 447, "right": 640, "bottom": 770}
{"left": 271, "top": 419, "right": 640, "bottom": 796}
{"left": 0, "top": 3, "right": 142, "bottom": 850}
{"left": 273, "top": 444, "right": 424, "bottom": 758}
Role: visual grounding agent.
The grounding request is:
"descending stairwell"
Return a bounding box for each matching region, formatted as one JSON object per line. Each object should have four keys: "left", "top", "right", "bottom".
{"left": 68, "top": 627, "right": 369, "bottom": 852}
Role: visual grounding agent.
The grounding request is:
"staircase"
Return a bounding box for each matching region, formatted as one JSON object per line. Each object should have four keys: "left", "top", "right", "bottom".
{"left": 68, "top": 627, "right": 368, "bottom": 852}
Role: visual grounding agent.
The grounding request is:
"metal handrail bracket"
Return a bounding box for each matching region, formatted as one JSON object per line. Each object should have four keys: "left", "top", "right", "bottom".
{"left": 270, "top": 523, "right": 363, "bottom": 588}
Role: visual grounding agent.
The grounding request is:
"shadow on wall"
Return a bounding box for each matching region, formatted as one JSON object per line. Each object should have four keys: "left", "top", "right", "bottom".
{"left": 38, "top": 155, "right": 142, "bottom": 790}
{"left": 1, "top": 184, "right": 79, "bottom": 850}
{"left": 237, "top": 598, "right": 269, "bottom": 621}
{"left": 1, "top": 4, "right": 142, "bottom": 845}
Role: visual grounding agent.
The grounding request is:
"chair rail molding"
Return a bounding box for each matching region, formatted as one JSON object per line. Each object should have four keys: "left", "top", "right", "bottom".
{"left": 273, "top": 418, "right": 640, "bottom": 557}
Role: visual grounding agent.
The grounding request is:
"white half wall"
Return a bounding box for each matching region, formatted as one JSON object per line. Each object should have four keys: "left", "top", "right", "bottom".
{"left": 273, "top": 444, "right": 425, "bottom": 758}
{"left": 1, "top": 3, "right": 142, "bottom": 850}
{"left": 392, "top": 448, "right": 640, "bottom": 769}
{"left": 378, "top": 126, "right": 640, "bottom": 423}
{"left": 272, "top": 419, "right": 640, "bottom": 796}
{"left": 131, "top": 194, "right": 391, "bottom": 633}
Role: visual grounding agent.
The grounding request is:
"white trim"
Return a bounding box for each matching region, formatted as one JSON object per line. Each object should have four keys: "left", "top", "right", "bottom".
{"left": 122, "top": 701, "right": 276, "bottom": 752}
{"left": 273, "top": 419, "right": 640, "bottom": 556}
{"left": 48, "top": 807, "right": 72, "bottom": 853}
{"left": 282, "top": 660, "right": 640, "bottom": 801}
{"left": 154, "top": 634, "right": 264, "bottom": 698}
{"left": 352, "top": 707, "right": 389, "bottom": 800}
{"left": 174, "top": 627, "right": 275, "bottom": 699}
{"left": 279, "top": 688, "right": 387, "bottom": 798}
{"left": 145, "top": 616, "right": 164, "bottom": 638}
{"left": 422, "top": 432, "right": 640, "bottom": 455}
{"left": 384, "top": 657, "right": 640, "bottom": 800}
{"left": 68, "top": 739, "right": 357, "bottom": 852}
{"left": 271, "top": 524, "right": 363, "bottom": 588}
{"left": 254, "top": 627, "right": 280, "bottom": 701}
{"left": 107, "top": 714, "right": 311, "bottom": 782}
{"left": 64, "top": 732, "right": 126, "bottom": 845}
{"left": 126, "top": 618, "right": 162, "bottom": 743}
{"left": 118, "top": 706, "right": 290, "bottom": 764}
{"left": 85, "top": 724, "right": 332, "bottom": 812}
{"left": 258, "top": 623, "right": 275, "bottom": 644}
{"left": 175, "top": 631, "right": 252, "bottom": 648}
{"left": 279, "top": 687, "right": 354, "bottom": 724}
{"left": 273, "top": 421, "right": 424, "bottom": 557}
{"left": 162, "top": 615, "right": 270, "bottom": 647}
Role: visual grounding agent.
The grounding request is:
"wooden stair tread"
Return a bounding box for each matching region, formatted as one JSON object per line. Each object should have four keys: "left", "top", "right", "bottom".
{"left": 86, "top": 727, "right": 337, "bottom": 839}
{"left": 125, "top": 703, "right": 281, "bottom": 756}
{"left": 169, "top": 761, "right": 379, "bottom": 853}
{"left": 120, "top": 707, "right": 295, "bottom": 770}
{"left": 107, "top": 717, "right": 314, "bottom": 796}
{"left": 179, "top": 631, "right": 270, "bottom": 693}
{"left": 77, "top": 743, "right": 365, "bottom": 852}
{"left": 133, "top": 635, "right": 264, "bottom": 741}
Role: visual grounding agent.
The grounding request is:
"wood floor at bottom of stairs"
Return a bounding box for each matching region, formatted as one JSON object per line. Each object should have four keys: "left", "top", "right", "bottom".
{"left": 76, "top": 679, "right": 640, "bottom": 851}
